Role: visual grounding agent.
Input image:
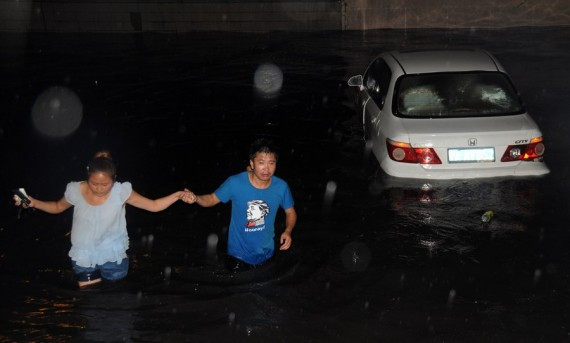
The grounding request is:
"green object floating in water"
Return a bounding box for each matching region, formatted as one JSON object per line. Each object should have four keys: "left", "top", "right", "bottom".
{"left": 481, "top": 210, "right": 494, "bottom": 223}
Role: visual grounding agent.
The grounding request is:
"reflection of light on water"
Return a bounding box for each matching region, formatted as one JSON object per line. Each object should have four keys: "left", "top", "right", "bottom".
{"left": 418, "top": 193, "right": 433, "bottom": 203}
{"left": 420, "top": 240, "right": 437, "bottom": 249}
{"left": 418, "top": 210, "right": 433, "bottom": 224}
{"left": 385, "top": 178, "right": 543, "bottom": 261}
{"left": 17, "top": 295, "right": 85, "bottom": 338}
{"left": 420, "top": 239, "right": 437, "bottom": 258}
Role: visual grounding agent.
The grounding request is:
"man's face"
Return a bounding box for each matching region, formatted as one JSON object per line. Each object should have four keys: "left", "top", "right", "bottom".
{"left": 249, "top": 152, "right": 277, "bottom": 182}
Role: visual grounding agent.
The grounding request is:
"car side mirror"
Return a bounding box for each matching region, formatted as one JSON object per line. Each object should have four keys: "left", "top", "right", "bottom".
{"left": 347, "top": 75, "right": 363, "bottom": 88}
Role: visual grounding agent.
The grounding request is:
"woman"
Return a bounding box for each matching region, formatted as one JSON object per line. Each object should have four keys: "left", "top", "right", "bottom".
{"left": 15, "top": 150, "right": 193, "bottom": 288}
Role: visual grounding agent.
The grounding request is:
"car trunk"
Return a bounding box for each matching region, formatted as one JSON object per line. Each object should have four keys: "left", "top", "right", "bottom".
{"left": 401, "top": 114, "right": 537, "bottom": 149}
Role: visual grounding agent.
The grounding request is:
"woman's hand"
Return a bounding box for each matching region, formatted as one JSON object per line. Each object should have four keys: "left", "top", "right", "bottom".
{"left": 13, "top": 194, "right": 35, "bottom": 209}
{"left": 179, "top": 189, "right": 197, "bottom": 204}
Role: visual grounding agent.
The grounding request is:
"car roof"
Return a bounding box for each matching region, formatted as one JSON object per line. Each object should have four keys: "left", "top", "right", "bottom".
{"left": 387, "top": 49, "right": 501, "bottom": 74}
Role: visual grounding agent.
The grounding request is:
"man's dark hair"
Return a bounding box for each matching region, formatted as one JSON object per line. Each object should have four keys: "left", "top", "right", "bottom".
{"left": 249, "top": 138, "right": 279, "bottom": 161}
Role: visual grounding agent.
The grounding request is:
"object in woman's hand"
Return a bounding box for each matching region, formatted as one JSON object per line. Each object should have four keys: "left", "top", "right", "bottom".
{"left": 13, "top": 188, "right": 31, "bottom": 206}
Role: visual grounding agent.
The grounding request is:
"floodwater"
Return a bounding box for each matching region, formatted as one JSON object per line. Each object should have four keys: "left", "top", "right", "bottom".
{"left": 1, "top": 27, "right": 569, "bottom": 342}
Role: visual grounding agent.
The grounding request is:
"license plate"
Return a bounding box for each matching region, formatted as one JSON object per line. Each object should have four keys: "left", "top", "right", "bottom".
{"left": 448, "top": 147, "right": 495, "bottom": 163}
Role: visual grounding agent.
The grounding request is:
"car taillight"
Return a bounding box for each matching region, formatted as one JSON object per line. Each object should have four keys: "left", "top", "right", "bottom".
{"left": 501, "top": 137, "right": 545, "bottom": 162}
{"left": 387, "top": 139, "right": 442, "bottom": 164}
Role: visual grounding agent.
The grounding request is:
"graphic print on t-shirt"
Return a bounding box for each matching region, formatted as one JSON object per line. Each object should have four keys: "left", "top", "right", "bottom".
{"left": 245, "top": 199, "right": 270, "bottom": 230}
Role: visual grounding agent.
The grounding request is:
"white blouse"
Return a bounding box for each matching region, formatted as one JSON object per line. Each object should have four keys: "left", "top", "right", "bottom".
{"left": 64, "top": 181, "right": 132, "bottom": 267}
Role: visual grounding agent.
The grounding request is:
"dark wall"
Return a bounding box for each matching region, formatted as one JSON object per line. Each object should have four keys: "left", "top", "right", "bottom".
{"left": 0, "top": 0, "right": 568, "bottom": 33}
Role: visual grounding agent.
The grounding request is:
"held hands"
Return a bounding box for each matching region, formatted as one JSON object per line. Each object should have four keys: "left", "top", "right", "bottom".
{"left": 179, "top": 189, "right": 197, "bottom": 204}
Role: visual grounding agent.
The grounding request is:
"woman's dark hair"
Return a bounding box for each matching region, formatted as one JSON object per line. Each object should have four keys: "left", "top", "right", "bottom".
{"left": 87, "top": 150, "right": 117, "bottom": 180}
{"left": 249, "top": 138, "right": 279, "bottom": 161}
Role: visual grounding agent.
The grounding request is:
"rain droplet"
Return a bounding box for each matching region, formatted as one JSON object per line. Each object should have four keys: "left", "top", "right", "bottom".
{"left": 147, "top": 234, "right": 154, "bottom": 250}
{"left": 533, "top": 268, "right": 542, "bottom": 285}
{"left": 31, "top": 86, "right": 83, "bottom": 138}
{"left": 447, "top": 289, "right": 457, "bottom": 308}
{"left": 207, "top": 233, "right": 219, "bottom": 248}
{"left": 206, "top": 233, "right": 219, "bottom": 261}
{"left": 164, "top": 266, "right": 172, "bottom": 281}
{"left": 364, "top": 139, "right": 373, "bottom": 158}
{"left": 253, "top": 63, "right": 283, "bottom": 97}
{"left": 323, "top": 180, "right": 337, "bottom": 207}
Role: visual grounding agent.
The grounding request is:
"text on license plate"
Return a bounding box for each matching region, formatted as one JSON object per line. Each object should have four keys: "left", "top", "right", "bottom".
{"left": 448, "top": 147, "right": 495, "bottom": 163}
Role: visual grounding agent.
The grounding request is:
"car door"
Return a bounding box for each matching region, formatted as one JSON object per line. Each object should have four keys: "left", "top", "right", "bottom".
{"left": 362, "top": 57, "right": 392, "bottom": 142}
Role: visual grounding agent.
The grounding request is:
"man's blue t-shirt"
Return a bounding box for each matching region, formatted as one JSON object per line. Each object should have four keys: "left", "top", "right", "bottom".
{"left": 214, "top": 171, "right": 294, "bottom": 265}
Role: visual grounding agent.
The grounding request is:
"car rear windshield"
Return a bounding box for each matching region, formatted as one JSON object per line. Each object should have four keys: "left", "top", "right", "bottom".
{"left": 395, "top": 72, "right": 524, "bottom": 118}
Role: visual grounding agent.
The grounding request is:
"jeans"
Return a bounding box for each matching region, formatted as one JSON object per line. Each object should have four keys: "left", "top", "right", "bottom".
{"left": 72, "top": 258, "right": 129, "bottom": 282}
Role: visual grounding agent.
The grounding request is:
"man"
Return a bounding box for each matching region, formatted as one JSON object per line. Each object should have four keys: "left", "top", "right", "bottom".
{"left": 187, "top": 138, "right": 297, "bottom": 270}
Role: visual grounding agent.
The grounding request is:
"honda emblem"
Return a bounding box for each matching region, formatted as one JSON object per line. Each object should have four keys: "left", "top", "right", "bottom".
{"left": 468, "top": 138, "right": 477, "bottom": 146}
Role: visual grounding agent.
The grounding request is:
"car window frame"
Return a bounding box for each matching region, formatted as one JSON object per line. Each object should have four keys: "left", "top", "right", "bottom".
{"left": 363, "top": 57, "right": 392, "bottom": 110}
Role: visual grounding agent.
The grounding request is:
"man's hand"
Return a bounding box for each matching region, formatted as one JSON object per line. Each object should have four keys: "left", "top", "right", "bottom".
{"left": 180, "top": 189, "right": 197, "bottom": 204}
{"left": 280, "top": 231, "right": 292, "bottom": 250}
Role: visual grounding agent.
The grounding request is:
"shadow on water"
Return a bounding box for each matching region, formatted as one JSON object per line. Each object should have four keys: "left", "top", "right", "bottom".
{"left": 1, "top": 27, "right": 570, "bottom": 342}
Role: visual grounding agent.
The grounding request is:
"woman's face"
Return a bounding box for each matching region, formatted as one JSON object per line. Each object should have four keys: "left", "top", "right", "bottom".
{"left": 87, "top": 172, "right": 114, "bottom": 197}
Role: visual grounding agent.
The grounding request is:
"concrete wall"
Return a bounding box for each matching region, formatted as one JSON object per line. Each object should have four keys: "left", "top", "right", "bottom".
{"left": 0, "top": 0, "right": 341, "bottom": 33}
{"left": 0, "top": 0, "right": 568, "bottom": 33}
{"left": 344, "top": 0, "right": 570, "bottom": 30}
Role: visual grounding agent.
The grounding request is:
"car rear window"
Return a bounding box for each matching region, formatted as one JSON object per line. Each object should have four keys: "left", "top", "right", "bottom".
{"left": 395, "top": 72, "right": 524, "bottom": 118}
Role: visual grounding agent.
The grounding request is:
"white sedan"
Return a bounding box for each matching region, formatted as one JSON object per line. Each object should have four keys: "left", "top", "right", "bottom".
{"left": 348, "top": 49, "right": 549, "bottom": 180}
